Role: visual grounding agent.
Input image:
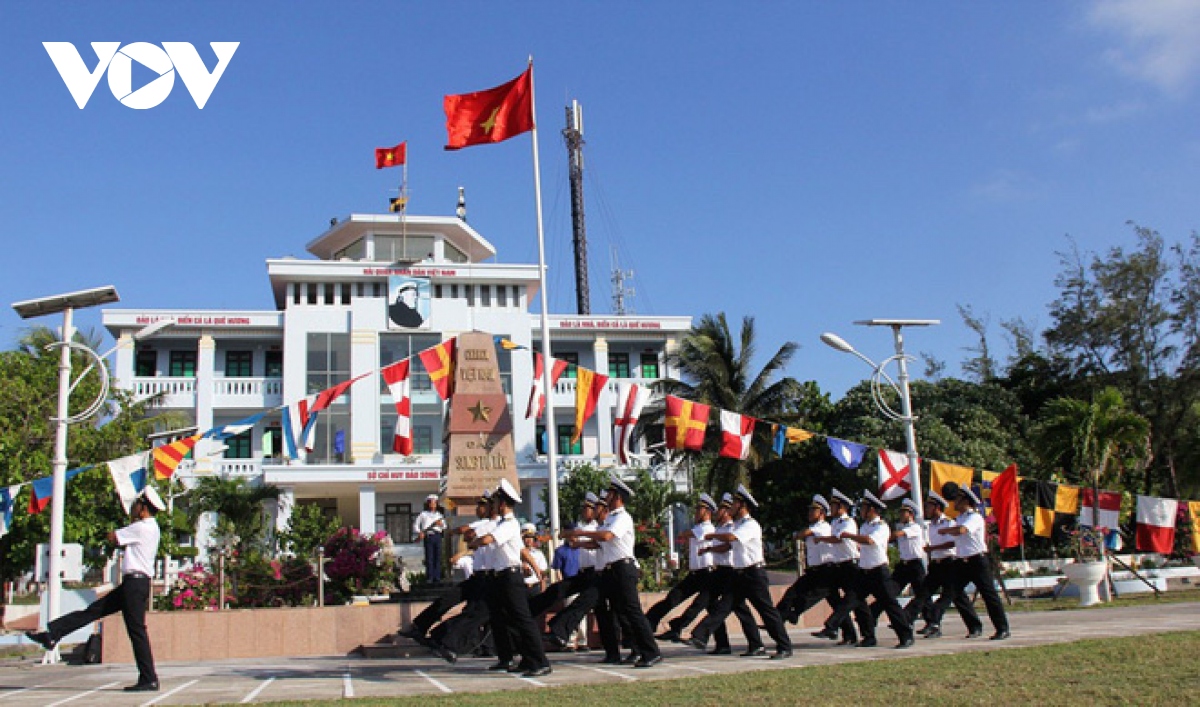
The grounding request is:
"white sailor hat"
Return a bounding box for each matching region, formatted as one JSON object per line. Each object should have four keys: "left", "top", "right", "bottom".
{"left": 719, "top": 492, "right": 734, "bottom": 508}
{"left": 901, "top": 498, "right": 920, "bottom": 514}
{"left": 697, "top": 493, "right": 717, "bottom": 512}
{"left": 583, "top": 491, "right": 600, "bottom": 507}
{"left": 426, "top": 493, "right": 440, "bottom": 502}
{"left": 521, "top": 522, "right": 538, "bottom": 537}
{"left": 810, "top": 494, "right": 831, "bottom": 514}
{"left": 139, "top": 486, "right": 166, "bottom": 513}
{"left": 830, "top": 488, "right": 854, "bottom": 508}
{"left": 926, "top": 490, "right": 947, "bottom": 508}
{"left": 733, "top": 484, "right": 759, "bottom": 510}
{"left": 607, "top": 472, "right": 635, "bottom": 500}
{"left": 495, "top": 478, "right": 522, "bottom": 505}
{"left": 860, "top": 490, "right": 886, "bottom": 511}
{"left": 960, "top": 486, "right": 982, "bottom": 506}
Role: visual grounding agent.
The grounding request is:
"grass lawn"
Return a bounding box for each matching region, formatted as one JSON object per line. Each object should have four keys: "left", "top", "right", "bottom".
{"left": 1005, "top": 586, "right": 1200, "bottom": 612}
{"left": 251, "top": 629, "right": 1200, "bottom": 707}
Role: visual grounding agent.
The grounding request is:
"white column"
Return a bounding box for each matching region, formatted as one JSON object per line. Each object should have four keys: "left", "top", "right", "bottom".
{"left": 349, "top": 326, "right": 379, "bottom": 464}
{"left": 358, "top": 484, "right": 376, "bottom": 532}
{"left": 195, "top": 334, "right": 216, "bottom": 432}
{"left": 275, "top": 487, "right": 295, "bottom": 533}
{"left": 112, "top": 332, "right": 136, "bottom": 389}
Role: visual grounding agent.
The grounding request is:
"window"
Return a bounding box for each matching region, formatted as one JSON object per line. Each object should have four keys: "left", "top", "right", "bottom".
{"left": 538, "top": 425, "right": 582, "bottom": 455}
{"left": 225, "top": 430, "right": 252, "bottom": 459}
{"left": 556, "top": 351, "right": 579, "bottom": 379}
{"left": 265, "top": 351, "right": 283, "bottom": 377}
{"left": 379, "top": 333, "right": 440, "bottom": 393}
{"left": 380, "top": 407, "right": 441, "bottom": 456}
{"left": 608, "top": 353, "right": 630, "bottom": 379}
{"left": 225, "top": 351, "right": 252, "bottom": 377}
{"left": 263, "top": 425, "right": 282, "bottom": 459}
{"left": 380, "top": 503, "right": 414, "bottom": 543}
{"left": 306, "top": 333, "right": 351, "bottom": 463}
{"left": 341, "top": 283, "right": 352, "bottom": 304}
{"left": 373, "top": 235, "right": 436, "bottom": 263}
{"left": 640, "top": 352, "right": 660, "bottom": 379}
{"left": 480, "top": 285, "right": 491, "bottom": 306}
{"left": 135, "top": 349, "right": 156, "bottom": 377}
{"left": 306, "top": 283, "right": 318, "bottom": 305}
{"left": 169, "top": 351, "right": 197, "bottom": 378}
{"left": 465, "top": 286, "right": 474, "bottom": 306}
{"left": 497, "top": 286, "right": 507, "bottom": 307}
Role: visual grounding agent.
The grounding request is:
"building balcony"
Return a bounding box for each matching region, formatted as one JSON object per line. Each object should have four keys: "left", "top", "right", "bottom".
{"left": 549, "top": 376, "right": 661, "bottom": 405}
{"left": 213, "top": 377, "right": 283, "bottom": 408}
{"left": 132, "top": 377, "right": 197, "bottom": 408}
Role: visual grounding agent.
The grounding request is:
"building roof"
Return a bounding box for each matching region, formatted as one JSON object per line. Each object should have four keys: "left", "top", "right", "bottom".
{"left": 305, "top": 214, "right": 497, "bottom": 262}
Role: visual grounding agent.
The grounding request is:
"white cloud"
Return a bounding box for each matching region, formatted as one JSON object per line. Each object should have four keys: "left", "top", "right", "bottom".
{"left": 1087, "top": 0, "right": 1200, "bottom": 94}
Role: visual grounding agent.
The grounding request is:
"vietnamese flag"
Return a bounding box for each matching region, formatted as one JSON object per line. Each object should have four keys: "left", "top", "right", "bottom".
{"left": 665, "top": 395, "right": 710, "bottom": 451}
{"left": 990, "top": 463, "right": 1024, "bottom": 549}
{"left": 444, "top": 67, "right": 534, "bottom": 150}
{"left": 418, "top": 338, "right": 457, "bottom": 400}
{"left": 375, "top": 142, "right": 406, "bottom": 169}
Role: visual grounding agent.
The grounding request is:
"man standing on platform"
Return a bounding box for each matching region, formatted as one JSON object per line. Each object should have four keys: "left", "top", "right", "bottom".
{"left": 938, "top": 485, "right": 1010, "bottom": 641}
{"left": 567, "top": 473, "right": 662, "bottom": 668}
{"left": 27, "top": 488, "right": 166, "bottom": 692}
{"left": 414, "top": 494, "right": 446, "bottom": 583}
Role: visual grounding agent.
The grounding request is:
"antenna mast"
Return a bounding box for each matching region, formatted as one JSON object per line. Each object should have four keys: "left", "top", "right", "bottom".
{"left": 563, "top": 100, "right": 590, "bottom": 315}
{"left": 611, "top": 246, "right": 635, "bottom": 316}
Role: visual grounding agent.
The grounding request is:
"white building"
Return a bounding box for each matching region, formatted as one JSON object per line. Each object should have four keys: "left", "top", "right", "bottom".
{"left": 102, "top": 213, "right": 691, "bottom": 553}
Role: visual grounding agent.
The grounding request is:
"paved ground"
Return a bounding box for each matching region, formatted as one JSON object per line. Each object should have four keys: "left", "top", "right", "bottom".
{"left": 2, "top": 602, "right": 1198, "bottom": 705}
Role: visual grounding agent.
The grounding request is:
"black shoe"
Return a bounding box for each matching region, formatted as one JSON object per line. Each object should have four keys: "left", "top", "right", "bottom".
{"left": 124, "top": 682, "right": 160, "bottom": 692}
{"left": 966, "top": 629, "right": 983, "bottom": 639}
{"left": 740, "top": 646, "right": 767, "bottom": 657}
{"left": 896, "top": 637, "right": 915, "bottom": 649}
{"left": 508, "top": 661, "right": 531, "bottom": 673}
{"left": 575, "top": 645, "right": 591, "bottom": 653}
{"left": 634, "top": 655, "right": 663, "bottom": 668}
{"left": 856, "top": 638, "right": 878, "bottom": 648}
{"left": 771, "top": 649, "right": 792, "bottom": 660}
{"left": 621, "top": 652, "right": 642, "bottom": 665}
{"left": 837, "top": 637, "right": 858, "bottom": 646}
{"left": 923, "top": 627, "right": 942, "bottom": 639}
{"left": 396, "top": 626, "right": 425, "bottom": 641}
{"left": 707, "top": 647, "right": 732, "bottom": 655}
{"left": 600, "top": 655, "right": 622, "bottom": 665}
{"left": 990, "top": 629, "right": 1011, "bottom": 641}
{"left": 917, "top": 624, "right": 937, "bottom": 636}
{"left": 546, "top": 632, "right": 568, "bottom": 651}
{"left": 523, "top": 666, "right": 553, "bottom": 678}
{"left": 685, "top": 637, "right": 707, "bottom": 651}
{"left": 487, "top": 660, "right": 517, "bottom": 671}
{"left": 24, "top": 631, "right": 57, "bottom": 651}
{"left": 654, "top": 629, "right": 681, "bottom": 642}
{"left": 811, "top": 627, "right": 839, "bottom": 640}
{"left": 435, "top": 645, "right": 457, "bottom": 664}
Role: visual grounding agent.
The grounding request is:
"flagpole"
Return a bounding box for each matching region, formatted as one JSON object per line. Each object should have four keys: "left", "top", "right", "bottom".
{"left": 527, "top": 57, "right": 562, "bottom": 545}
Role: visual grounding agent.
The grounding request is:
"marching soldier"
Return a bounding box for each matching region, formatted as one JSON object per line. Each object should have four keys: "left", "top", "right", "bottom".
{"left": 683, "top": 492, "right": 754, "bottom": 655}
{"left": 812, "top": 488, "right": 860, "bottom": 641}
{"left": 777, "top": 494, "right": 858, "bottom": 644}
{"left": 912, "top": 490, "right": 982, "bottom": 638}
{"left": 645, "top": 493, "right": 718, "bottom": 641}
{"left": 938, "top": 485, "right": 1010, "bottom": 640}
{"left": 541, "top": 492, "right": 602, "bottom": 650}
{"left": 871, "top": 498, "right": 926, "bottom": 625}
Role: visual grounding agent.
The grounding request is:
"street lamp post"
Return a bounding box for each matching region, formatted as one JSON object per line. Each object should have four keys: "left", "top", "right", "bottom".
{"left": 11, "top": 287, "right": 171, "bottom": 662}
{"left": 821, "top": 319, "right": 939, "bottom": 521}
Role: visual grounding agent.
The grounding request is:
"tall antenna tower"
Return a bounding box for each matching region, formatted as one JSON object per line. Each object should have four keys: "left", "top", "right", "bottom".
{"left": 563, "top": 100, "right": 590, "bottom": 315}
{"left": 611, "top": 246, "right": 635, "bottom": 316}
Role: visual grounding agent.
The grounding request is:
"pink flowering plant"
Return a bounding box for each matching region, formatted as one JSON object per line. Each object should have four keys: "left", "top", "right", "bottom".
{"left": 322, "top": 527, "right": 397, "bottom": 602}
{"left": 162, "top": 564, "right": 222, "bottom": 611}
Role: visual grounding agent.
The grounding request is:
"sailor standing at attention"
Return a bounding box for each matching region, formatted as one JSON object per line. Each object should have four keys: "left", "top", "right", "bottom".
{"left": 414, "top": 494, "right": 446, "bottom": 583}
{"left": 470, "top": 479, "right": 552, "bottom": 677}
{"left": 938, "top": 485, "right": 1010, "bottom": 640}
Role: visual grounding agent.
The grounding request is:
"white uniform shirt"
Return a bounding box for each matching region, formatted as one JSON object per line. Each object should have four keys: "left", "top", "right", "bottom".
{"left": 927, "top": 515, "right": 958, "bottom": 560}
{"left": 489, "top": 514, "right": 523, "bottom": 569}
{"left": 858, "top": 517, "right": 891, "bottom": 569}
{"left": 414, "top": 509, "right": 445, "bottom": 536}
{"left": 471, "top": 518, "right": 497, "bottom": 571}
{"left": 524, "top": 547, "right": 549, "bottom": 586}
{"left": 689, "top": 520, "right": 716, "bottom": 570}
{"left": 804, "top": 519, "right": 834, "bottom": 566}
{"left": 115, "top": 518, "right": 160, "bottom": 577}
{"left": 954, "top": 509, "right": 988, "bottom": 558}
{"left": 896, "top": 520, "right": 927, "bottom": 562}
{"left": 455, "top": 553, "right": 474, "bottom": 579}
{"left": 828, "top": 513, "right": 860, "bottom": 563}
{"left": 711, "top": 521, "right": 734, "bottom": 567}
{"left": 576, "top": 519, "right": 599, "bottom": 570}
{"left": 730, "top": 515, "right": 765, "bottom": 568}
{"left": 599, "top": 507, "right": 637, "bottom": 568}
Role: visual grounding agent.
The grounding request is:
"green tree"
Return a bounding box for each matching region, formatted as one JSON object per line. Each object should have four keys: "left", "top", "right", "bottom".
{"left": 277, "top": 502, "right": 342, "bottom": 558}
{"left": 185, "top": 476, "right": 280, "bottom": 555}
{"left": 657, "top": 313, "right": 810, "bottom": 492}
{"left": 538, "top": 461, "right": 610, "bottom": 530}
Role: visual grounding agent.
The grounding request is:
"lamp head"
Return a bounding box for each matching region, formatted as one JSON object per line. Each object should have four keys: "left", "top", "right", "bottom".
{"left": 820, "top": 332, "right": 855, "bottom": 354}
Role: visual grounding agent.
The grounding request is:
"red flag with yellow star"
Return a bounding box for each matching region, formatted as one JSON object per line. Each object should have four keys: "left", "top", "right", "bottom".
{"left": 418, "top": 338, "right": 457, "bottom": 400}
{"left": 665, "top": 395, "right": 710, "bottom": 451}
{"left": 444, "top": 67, "right": 534, "bottom": 150}
{"left": 375, "top": 141, "right": 407, "bottom": 169}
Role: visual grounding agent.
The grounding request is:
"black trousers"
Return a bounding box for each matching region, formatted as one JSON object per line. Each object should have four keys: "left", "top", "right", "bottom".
{"left": 645, "top": 569, "right": 711, "bottom": 630}
{"left": 734, "top": 566, "right": 792, "bottom": 650}
{"left": 920, "top": 559, "right": 982, "bottom": 631}
{"left": 49, "top": 575, "right": 156, "bottom": 684}
{"left": 432, "top": 597, "right": 491, "bottom": 654}
{"left": 485, "top": 569, "right": 549, "bottom": 669}
{"left": 596, "top": 561, "right": 660, "bottom": 660}
{"left": 946, "top": 554, "right": 1008, "bottom": 632}
{"left": 412, "top": 574, "right": 479, "bottom": 634}
{"left": 529, "top": 570, "right": 590, "bottom": 619}
{"left": 547, "top": 569, "right": 600, "bottom": 641}
{"left": 777, "top": 564, "right": 856, "bottom": 640}
{"left": 690, "top": 566, "right": 771, "bottom": 650}
{"left": 424, "top": 533, "right": 443, "bottom": 582}
{"left": 871, "top": 559, "right": 925, "bottom": 623}
{"left": 852, "top": 566, "right": 913, "bottom": 641}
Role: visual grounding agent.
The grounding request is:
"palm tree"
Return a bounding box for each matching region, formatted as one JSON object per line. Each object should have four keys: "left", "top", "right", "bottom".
{"left": 186, "top": 476, "right": 281, "bottom": 554}
{"left": 1036, "top": 387, "right": 1150, "bottom": 529}
{"left": 657, "top": 313, "right": 804, "bottom": 491}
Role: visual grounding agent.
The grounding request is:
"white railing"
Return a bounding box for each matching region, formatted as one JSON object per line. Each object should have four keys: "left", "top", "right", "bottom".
{"left": 212, "top": 459, "right": 263, "bottom": 476}
{"left": 213, "top": 377, "right": 283, "bottom": 408}
{"left": 550, "top": 376, "right": 660, "bottom": 403}
{"left": 132, "top": 377, "right": 196, "bottom": 408}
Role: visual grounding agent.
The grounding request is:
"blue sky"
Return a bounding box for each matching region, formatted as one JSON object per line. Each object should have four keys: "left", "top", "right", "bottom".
{"left": 2, "top": 2, "right": 1198, "bottom": 398}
